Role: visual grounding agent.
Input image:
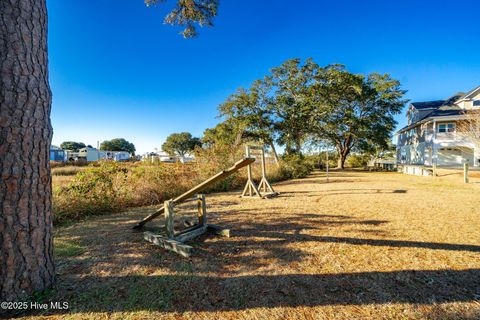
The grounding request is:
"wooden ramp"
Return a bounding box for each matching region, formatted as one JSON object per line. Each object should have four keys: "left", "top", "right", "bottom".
{"left": 133, "top": 157, "right": 255, "bottom": 229}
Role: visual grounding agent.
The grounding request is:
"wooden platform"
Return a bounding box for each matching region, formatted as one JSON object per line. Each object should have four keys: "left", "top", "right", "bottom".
{"left": 143, "top": 194, "right": 231, "bottom": 257}
{"left": 144, "top": 224, "right": 230, "bottom": 257}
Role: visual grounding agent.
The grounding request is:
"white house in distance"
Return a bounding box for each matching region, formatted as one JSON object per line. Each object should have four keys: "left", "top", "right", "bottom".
{"left": 69, "top": 147, "right": 130, "bottom": 162}
{"left": 396, "top": 86, "right": 480, "bottom": 167}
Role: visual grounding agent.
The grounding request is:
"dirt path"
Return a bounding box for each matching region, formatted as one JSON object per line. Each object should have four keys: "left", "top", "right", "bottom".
{"left": 15, "top": 171, "right": 480, "bottom": 319}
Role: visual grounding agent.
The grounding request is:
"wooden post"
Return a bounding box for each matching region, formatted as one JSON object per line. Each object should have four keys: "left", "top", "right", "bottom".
{"left": 326, "top": 150, "right": 329, "bottom": 183}
{"left": 197, "top": 194, "right": 207, "bottom": 226}
{"left": 464, "top": 162, "right": 469, "bottom": 184}
{"left": 164, "top": 200, "right": 175, "bottom": 239}
{"left": 261, "top": 148, "right": 267, "bottom": 184}
{"left": 246, "top": 145, "right": 253, "bottom": 183}
{"left": 241, "top": 145, "right": 262, "bottom": 198}
{"left": 257, "top": 147, "right": 277, "bottom": 196}
{"left": 432, "top": 163, "right": 437, "bottom": 177}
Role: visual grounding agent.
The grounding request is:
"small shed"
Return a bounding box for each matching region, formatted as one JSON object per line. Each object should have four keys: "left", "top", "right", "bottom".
{"left": 368, "top": 158, "right": 397, "bottom": 171}
{"left": 50, "top": 149, "right": 65, "bottom": 162}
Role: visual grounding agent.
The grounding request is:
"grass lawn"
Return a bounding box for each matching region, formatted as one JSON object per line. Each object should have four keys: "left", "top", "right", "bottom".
{"left": 14, "top": 170, "right": 480, "bottom": 319}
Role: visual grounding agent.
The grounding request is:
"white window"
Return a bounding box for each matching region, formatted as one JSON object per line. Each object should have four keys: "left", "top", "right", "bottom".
{"left": 438, "top": 123, "right": 455, "bottom": 133}
{"left": 474, "top": 100, "right": 480, "bottom": 106}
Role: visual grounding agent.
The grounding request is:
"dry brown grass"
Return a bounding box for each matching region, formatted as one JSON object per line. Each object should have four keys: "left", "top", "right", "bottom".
{"left": 14, "top": 170, "right": 480, "bottom": 319}
{"left": 51, "top": 166, "right": 88, "bottom": 176}
{"left": 52, "top": 175, "right": 75, "bottom": 188}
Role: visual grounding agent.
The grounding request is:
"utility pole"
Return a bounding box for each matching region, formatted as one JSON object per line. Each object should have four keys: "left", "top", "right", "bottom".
{"left": 326, "top": 150, "right": 329, "bottom": 183}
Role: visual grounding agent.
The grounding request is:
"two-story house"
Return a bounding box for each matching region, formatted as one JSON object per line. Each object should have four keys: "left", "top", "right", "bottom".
{"left": 396, "top": 86, "right": 480, "bottom": 167}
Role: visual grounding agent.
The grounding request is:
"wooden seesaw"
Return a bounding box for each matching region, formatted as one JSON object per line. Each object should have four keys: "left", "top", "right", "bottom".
{"left": 133, "top": 157, "right": 255, "bottom": 257}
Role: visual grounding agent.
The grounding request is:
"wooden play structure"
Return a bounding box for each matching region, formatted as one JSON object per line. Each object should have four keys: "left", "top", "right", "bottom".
{"left": 134, "top": 157, "right": 255, "bottom": 257}
{"left": 241, "top": 145, "right": 278, "bottom": 198}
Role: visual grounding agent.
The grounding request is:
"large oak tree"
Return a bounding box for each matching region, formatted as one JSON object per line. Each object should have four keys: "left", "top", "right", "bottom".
{"left": 0, "top": 0, "right": 219, "bottom": 301}
{"left": 162, "top": 132, "right": 201, "bottom": 157}
{"left": 310, "top": 65, "right": 407, "bottom": 168}
{"left": 216, "top": 58, "right": 406, "bottom": 169}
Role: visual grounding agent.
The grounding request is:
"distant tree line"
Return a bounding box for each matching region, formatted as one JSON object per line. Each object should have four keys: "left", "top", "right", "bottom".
{"left": 60, "top": 138, "right": 136, "bottom": 155}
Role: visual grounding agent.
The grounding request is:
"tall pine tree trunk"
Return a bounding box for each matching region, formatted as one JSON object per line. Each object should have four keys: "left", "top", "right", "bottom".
{"left": 0, "top": 0, "right": 55, "bottom": 301}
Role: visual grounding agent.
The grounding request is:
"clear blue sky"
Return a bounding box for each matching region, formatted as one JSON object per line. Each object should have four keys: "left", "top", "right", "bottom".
{"left": 48, "top": 0, "right": 480, "bottom": 154}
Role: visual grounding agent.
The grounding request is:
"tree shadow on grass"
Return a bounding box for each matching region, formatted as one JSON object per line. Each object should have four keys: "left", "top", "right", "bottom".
{"left": 224, "top": 216, "right": 480, "bottom": 253}
{"left": 8, "top": 269, "right": 480, "bottom": 317}
{"left": 281, "top": 189, "right": 408, "bottom": 198}
{"left": 277, "top": 179, "right": 361, "bottom": 186}
{"left": 25, "top": 209, "right": 480, "bottom": 318}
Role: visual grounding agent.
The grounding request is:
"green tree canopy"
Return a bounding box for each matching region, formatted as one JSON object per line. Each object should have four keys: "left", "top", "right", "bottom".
{"left": 219, "top": 79, "right": 280, "bottom": 161}
{"left": 202, "top": 120, "right": 244, "bottom": 147}
{"left": 268, "top": 58, "right": 320, "bottom": 155}
{"left": 218, "top": 58, "right": 322, "bottom": 156}
{"left": 216, "top": 58, "right": 407, "bottom": 168}
{"left": 60, "top": 141, "right": 86, "bottom": 152}
{"left": 310, "top": 66, "right": 407, "bottom": 168}
{"left": 162, "top": 132, "right": 202, "bottom": 157}
{"left": 145, "top": 0, "right": 219, "bottom": 38}
{"left": 100, "top": 138, "right": 136, "bottom": 154}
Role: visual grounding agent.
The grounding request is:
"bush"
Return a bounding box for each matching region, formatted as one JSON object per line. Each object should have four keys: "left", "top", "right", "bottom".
{"left": 52, "top": 146, "right": 312, "bottom": 224}
{"left": 280, "top": 154, "right": 314, "bottom": 179}
{"left": 346, "top": 153, "right": 371, "bottom": 168}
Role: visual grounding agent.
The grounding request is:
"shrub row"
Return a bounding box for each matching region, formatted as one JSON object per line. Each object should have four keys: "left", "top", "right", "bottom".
{"left": 52, "top": 146, "right": 314, "bottom": 224}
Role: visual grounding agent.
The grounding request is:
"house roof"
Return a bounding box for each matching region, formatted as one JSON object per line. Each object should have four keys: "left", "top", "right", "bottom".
{"left": 410, "top": 93, "right": 465, "bottom": 111}
{"left": 456, "top": 86, "right": 480, "bottom": 101}
{"left": 429, "top": 107, "right": 463, "bottom": 117}
{"left": 410, "top": 100, "right": 444, "bottom": 110}
{"left": 397, "top": 107, "right": 465, "bottom": 133}
{"left": 397, "top": 86, "right": 480, "bottom": 135}
{"left": 397, "top": 95, "right": 467, "bottom": 134}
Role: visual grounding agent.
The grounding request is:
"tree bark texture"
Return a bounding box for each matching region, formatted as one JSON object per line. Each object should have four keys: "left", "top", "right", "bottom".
{"left": 0, "top": 0, "right": 54, "bottom": 301}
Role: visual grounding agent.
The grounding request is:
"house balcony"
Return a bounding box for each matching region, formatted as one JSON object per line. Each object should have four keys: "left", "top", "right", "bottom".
{"left": 436, "top": 132, "right": 457, "bottom": 141}
{"left": 434, "top": 132, "right": 474, "bottom": 149}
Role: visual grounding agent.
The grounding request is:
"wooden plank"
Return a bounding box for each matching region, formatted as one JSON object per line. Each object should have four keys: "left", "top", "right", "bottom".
{"left": 134, "top": 157, "right": 255, "bottom": 228}
{"left": 207, "top": 224, "right": 230, "bottom": 237}
{"left": 175, "top": 223, "right": 203, "bottom": 236}
{"left": 174, "top": 225, "right": 207, "bottom": 243}
{"left": 144, "top": 232, "right": 193, "bottom": 257}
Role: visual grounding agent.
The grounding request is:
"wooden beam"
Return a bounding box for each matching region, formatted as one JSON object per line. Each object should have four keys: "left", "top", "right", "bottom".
{"left": 144, "top": 232, "right": 193, "bottom": 257}
{"left": 134, "top": 157, "right": 255, "bottom": 228}
{"left": 174, "top": 225, "right": 207, "bottom": 243}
